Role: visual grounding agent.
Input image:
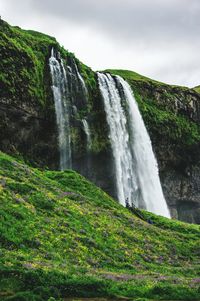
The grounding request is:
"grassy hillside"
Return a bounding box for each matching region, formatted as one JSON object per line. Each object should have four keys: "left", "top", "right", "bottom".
{"left": 105, "top": 69, "right": 166, "bottom": 86}
{"left": 193, "top": 85, "right": 200, "bottom": 94}
{"left": 0, "top": 151, "right": 200, "bottom": 300}
{"left": 106, "top": 69, "right": 192, "bottom": 89}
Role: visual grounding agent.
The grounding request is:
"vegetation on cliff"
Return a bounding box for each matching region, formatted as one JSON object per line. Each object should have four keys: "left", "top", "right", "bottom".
{"left": 0, "top": 19, "right": 56, "bottom": 107}
{"left": 0, "top": 19, "right": 96, "bottom": 109}
{"left": 193, "top": 85, "right": 200, "bottom": 94}
{"left": 0, "top": 19, "right": 109, "bottom": 160}
{"left": 0, "top": 151, "right": 200, "bottom": 300}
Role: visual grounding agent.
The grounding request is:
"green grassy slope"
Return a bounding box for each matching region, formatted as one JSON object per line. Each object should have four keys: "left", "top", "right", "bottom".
{"left": 193, "top": 85, "right": 200, "bottom": 94}
{"left": 105, "top": 69, "right": 166, "bottom": 86}
{"left": 105, "top": 69, "right": 191, "bottom": 89}
{"left": 0, "top": 151, "right": 200, "bottom": 300}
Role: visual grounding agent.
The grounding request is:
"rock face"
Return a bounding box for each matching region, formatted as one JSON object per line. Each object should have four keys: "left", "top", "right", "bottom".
{"left": 0, "top": 98, "right": 59, "bottom": 168}
{"left": 1, "top": 20, "right": 200, "bottom": 223}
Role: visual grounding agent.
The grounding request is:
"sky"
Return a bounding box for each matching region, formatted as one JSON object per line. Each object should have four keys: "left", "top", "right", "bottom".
{"left": 0, "top": 0, "right": 200, "bottom": 87}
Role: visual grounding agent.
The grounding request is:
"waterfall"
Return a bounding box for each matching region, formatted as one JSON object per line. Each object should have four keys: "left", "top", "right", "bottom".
{"left": 98, "top": 72, "right": 170, "bottom": 218}
{"left": 98, "top": 73, "right": 138, "bottom": 207}
{"left": 49, "top": 48, "right": 89, "bottom": 171}
{"left": 65, "top": 58, "right": 88, "bottom": 108}
{"left": 73, "top": 60, "right": 88, "bottom": 97}
{"left": 82, "top": 119, "right": 92, "bottom": 150}
{"left": 49, "top": 48, "right": 71, "bottom": 170}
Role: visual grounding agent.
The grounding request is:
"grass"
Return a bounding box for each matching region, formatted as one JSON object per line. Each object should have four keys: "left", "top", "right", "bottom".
{"left": 105, "top": 69, "right": 189, "bottom": 89}
{"left": 105, "top": 69, "right": 165, "bottom": 86}
{"left": 0, "top": 151, "right": 200, "bottom": 300}
{"left": 0, "top": 19, "right": 57, "bottom": 107}
{"left": 193, "top": 85, "right": 200, "bottom": 93}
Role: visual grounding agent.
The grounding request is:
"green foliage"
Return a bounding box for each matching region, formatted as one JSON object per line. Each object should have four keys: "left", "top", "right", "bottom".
{"left": 193, "top": 85, "right": 200, "bottom": 93}
{"left": 0, "top": 20, "right": 58, "bottom": 107}
{"left": 106, "top": 69, "right": 188, "bottom": 88}
{"left": 4, "top": 291, "right": 41, "bottom": 301}
{"left": 0, "top": 151, "right": 200, "bottom": 300}
{"left": 138, "top": 99, "right": 200, "bottom": 146}
{"left": 106, "top": 69, "right": 165, "bottom": 85}
{"left": 0, "top": 20, "right": 95, "bottom": 111}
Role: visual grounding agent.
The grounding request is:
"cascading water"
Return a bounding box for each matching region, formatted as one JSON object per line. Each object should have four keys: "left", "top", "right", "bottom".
{"left": 49, "top": 48, "right": 71, "bottom": 170}
{"left": 64, "top": 58, "right": 89, "bottom": 112}
{"left": 73, "top": 60, "right": 88, "bottom": 97}
{"left": 98, "top": 73, "right": 138, "bottom": 207}
{"left": 117, "top": 76, "right": 170, "bottom": 218}
{"left": 49, "top": 46, "right": 169, "bottom": 217}
{"left": 82, "top": 119, "right": 92, "bottom": 150}
{"left": 98, "top": 72, "right": 170, "bottom": 218}
{"left": 49, "top": 48, "right": 89, "bottom": 171}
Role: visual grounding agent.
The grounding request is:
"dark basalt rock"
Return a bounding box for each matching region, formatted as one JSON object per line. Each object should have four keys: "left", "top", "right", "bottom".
{"left": 135, "top": 82, "right": 200, "bottom": 224}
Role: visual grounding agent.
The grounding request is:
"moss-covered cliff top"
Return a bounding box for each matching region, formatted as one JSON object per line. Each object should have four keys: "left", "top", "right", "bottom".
{"left": 193, "top": 85, "right": 200, "bottom": 94}
{"left": 0, "top": 19, "right": 95, "bottom": 110}
{"left": 106, "top": 69, "right": 167, "bottom": 86}
{"left": 106, "top": 69, "right": 198, "bottom": 91}
{"left": 0, "top": 151, "right": 200, "bottom": 300}
{"left": 0, "top": 19, "right": 57, "bottom": 106}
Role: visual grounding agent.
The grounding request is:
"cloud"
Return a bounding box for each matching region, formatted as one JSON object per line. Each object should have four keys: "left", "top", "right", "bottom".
{"left": 1, "top": 0, "right": 200, "bottom": 86}
{"left": 23, "top": 0, "right": 200, "bottom": 41}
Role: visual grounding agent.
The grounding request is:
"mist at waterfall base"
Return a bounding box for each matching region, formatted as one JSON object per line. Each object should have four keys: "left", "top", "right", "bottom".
{"left": 49, "top": 48, "right": 170, "bottom": 218}
{"left": 98, "top": 73, "right": 170, "bottom": 218}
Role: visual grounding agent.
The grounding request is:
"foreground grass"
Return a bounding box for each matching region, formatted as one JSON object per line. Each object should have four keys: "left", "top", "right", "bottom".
{"left": 0, "top": 152, "right": 200, "bottom": 300}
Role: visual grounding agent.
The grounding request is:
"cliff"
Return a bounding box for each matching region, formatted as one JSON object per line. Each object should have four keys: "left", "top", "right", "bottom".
{"left": 1, "top": 19, "right": 200, "bottom": 223}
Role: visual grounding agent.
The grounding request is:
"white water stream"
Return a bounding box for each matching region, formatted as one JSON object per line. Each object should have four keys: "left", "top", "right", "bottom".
{"left": 98, "top": 72, "right": 170, "bottom": 218}
{"left": 82, "top": 119, "right": 92, "bottom": 150}
{"left": 49, "top": 48, "right": 71, "bottom": 170}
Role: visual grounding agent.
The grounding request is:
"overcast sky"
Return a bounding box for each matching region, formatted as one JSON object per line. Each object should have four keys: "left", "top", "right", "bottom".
{"left": 1, "top": 0, "right": 200, "bottom": 87}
